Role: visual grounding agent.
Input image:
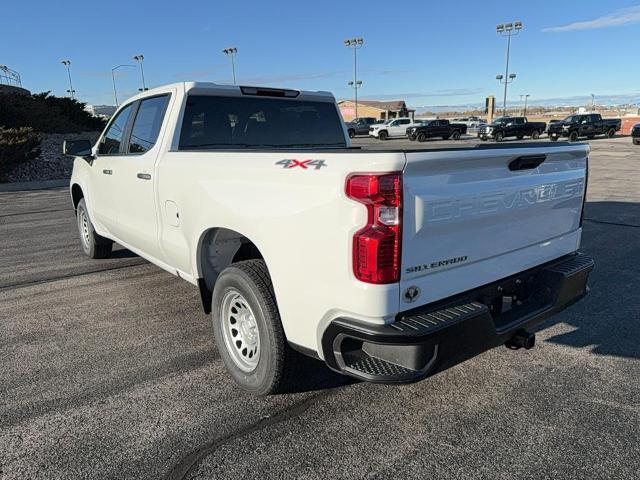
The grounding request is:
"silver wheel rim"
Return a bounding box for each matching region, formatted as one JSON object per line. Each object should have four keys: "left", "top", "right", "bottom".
{"left": 79, "top": 208, "right": 91, "bottom": 247}
{"left": 220, "top": 289, "right": 260, "bottom": 372}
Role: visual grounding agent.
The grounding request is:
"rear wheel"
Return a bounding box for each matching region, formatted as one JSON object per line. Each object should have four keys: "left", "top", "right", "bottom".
{"left": 417, "top": 132, "right": 427, "bottom": 142}
{"left": 378, "top": 131, "right": 388, "bottom": 141}
{"left": 451, "top": 130, "right": 461, "bottom": 140}
{"left": 569, "top": 131, "right": 579, "bottom": 142}
{"left": 531, "top": 130, "right": 540, "bottom": 140}
{"left": 495, "top": 132, "right": 504, "bottom": 142}
{"left": 606, "top": 128, "right": 616, "bottom": 139}
{"left": 76, "top": 198, "right": 112, "bottom": 259}
{"left": 212, "top": 260, "right": 297, "bottom": 395}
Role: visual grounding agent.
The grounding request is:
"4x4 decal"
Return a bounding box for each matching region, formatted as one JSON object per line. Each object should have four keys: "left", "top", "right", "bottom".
{"left": 275, "top": 159, "right": 327, "bottom": 170}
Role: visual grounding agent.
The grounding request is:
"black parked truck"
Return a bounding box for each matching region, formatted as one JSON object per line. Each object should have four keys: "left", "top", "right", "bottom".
{"left": 407, "top": 119, "right": 467, "bottom": 141}
{"left": 478, "top": 116, "right": 547, "bottom": 142}
{"left": 547, "top": 113, "right": 621, "bottom": 142}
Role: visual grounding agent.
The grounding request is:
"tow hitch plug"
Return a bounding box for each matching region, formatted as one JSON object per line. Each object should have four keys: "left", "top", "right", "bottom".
{"left": 505, "top": 329, "right": 536, "bottom": 350}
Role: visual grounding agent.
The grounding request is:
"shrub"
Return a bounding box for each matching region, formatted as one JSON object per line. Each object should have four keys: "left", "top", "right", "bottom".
{"left": 0, "top": 91, "right": 106, "bottom": 133}
{"left": 0, "top": 127, "right": 41, "bottom": 180}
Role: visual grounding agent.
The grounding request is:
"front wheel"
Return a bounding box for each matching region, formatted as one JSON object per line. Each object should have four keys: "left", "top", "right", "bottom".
{"left": 417, "top": 132, "right": 427, "bottom": 142}
{"left": 212, "top": 260, "right": 297, "bottom": 395}
{"left": 76, "top": 198, "right": 112, "bottom": 259}
{"left": 549, "top": 136, "right": 559, "bottom": 142}
{"left": 633, "top": 138, "right": 640, "bottom": 145}
{"left": 569, "top": 131, "right": 579, "bottom": 142}
{"left": 378, "top": 131, "right": 388, "bottom": 141}
{"left": 495, "top": 132, "right": 504, "bottom": 142}
{"left": 348, "top": 129, "right": 356, "bottom": 139}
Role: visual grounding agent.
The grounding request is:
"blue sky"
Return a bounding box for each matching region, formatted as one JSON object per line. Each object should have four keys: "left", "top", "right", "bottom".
{"left": 3, "top": 0, "right": 640, "bottom": 108}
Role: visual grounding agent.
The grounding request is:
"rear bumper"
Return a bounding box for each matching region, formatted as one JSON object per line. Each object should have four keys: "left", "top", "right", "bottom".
{"left": 321, "top": 253, "right": 594, "bottom": 383}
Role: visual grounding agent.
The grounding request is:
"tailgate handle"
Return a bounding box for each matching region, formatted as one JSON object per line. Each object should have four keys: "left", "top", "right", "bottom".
{"left": 509, "top": 155, "right": 546, "bottom": 171}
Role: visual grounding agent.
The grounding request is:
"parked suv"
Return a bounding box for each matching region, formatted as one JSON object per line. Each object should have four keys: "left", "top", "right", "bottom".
{"left": 632, "top": 123, "right": 640, "bottom": 145}
{"left": 478, "top": 116, "right": 546, "bottom": 142}
{"left": 345, "top": 117, "right": 377, "bottom": 138}
{"left": 369, "top": 118, "right": 418, "bottom": 140}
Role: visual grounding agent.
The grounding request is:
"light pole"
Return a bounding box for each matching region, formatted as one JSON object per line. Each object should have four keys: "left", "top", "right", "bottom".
{"left": 591, "top": 93, "right": 595, "bottom": 112}
{"left": 520, "top": 94, "right": 530, "bottom": 116}
{"left": 61, "top": 60, "right": 75, "bottom": 99}
{"left": 111, "top": 64, "right": 136, "bottom": 107}
{"left": 133, "top": 54, "right": 147, "bottom": 91}
{"left": 344, "top": 37, "right": 364, "bottom": 120}
{"left": 496, "top": 21, "right": 522, "bottom": 115}
{"left": 496, "top": 74, "right": 517, "bottom": 115}
{"left": 222, "top": 48, "right": 238, "bottom": 85}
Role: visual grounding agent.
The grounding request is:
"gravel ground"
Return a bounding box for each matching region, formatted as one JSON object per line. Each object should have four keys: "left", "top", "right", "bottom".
{"left": 3, "top": 132, "right": 100, "bottom": 183}
{"left": 0, "top": 136, "right": 638, "bottom": 480}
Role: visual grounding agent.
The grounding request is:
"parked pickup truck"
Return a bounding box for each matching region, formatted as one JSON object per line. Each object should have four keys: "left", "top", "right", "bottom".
{"left": 64, "top": 82, "right": 593, "bottom": 395}
{"left": 548, "top": 113, "right": 621, "bottom": 142}
{"left": 478, "top": 116, "right": 547, "bottom": 142}
{"left": 407, "top": 119, "right": 467, "bottom": 141}
{"left": 345, "top": 117, "right": 377, "bottom": 138}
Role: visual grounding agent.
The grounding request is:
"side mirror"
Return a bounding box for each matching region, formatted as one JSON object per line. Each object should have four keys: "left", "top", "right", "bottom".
{"left": 63, "top": 139, "right": 93, "bottom": 157}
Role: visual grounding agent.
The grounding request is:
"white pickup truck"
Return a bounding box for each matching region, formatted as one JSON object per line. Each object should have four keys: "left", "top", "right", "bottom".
{"left": 65, "top": 82, "right": 593, "bottom": 395}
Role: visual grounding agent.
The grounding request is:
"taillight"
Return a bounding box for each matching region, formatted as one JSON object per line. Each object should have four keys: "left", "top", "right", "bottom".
{"left": 346, "top": 172, "right": 402, "bottom": 284}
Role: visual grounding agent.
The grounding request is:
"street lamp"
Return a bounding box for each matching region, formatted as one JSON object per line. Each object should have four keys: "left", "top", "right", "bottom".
{"left": 222, "top": 47, "right": 238, "bottom": 85}
{"left": 61, "top": 60, "right": 75, "bottom": 99}
{"left": 520, "top": 94, "right": 530, "bottom": 116}
{"left": 496, "top": 21, "right": 522, "bottom": 115}
{"left": 344, "top": 37, "right": 364, "bottom": 120}
{"left": 111, "top": 64, "right": 136, "bottom": 107}
{"left": 591, "top": 93, "right": 595, "bottom": 112}
{"left": 496, "top": 73, "right": 517, "bottom": 115}
{"left": 133, "top": 54, "right": 147, "bottom": 91}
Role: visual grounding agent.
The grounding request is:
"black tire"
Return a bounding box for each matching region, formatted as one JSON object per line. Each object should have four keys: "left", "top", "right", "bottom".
{"left": 606, "top": 128, "right": 616, "bottom": 139}
{"left": 417, "top": 132, "right": 427, "bottom": 142}
{"left": 569, "top": 131, "right": 579, "bottom": 142}
{"left": 495, "top": 132, "right": 504, "bottom": 142}
{"left": 516, "top": 135, "right": 524, "bottom": 140}
{"left": 76, "top": 198, "right": 112, "bottom": 259}
{"left": 378, "top": 131, "right": 388, "bottom": 141}
{"left": 211, "top": 259, "right": 296, "bottom": 395}
{"left": 531, "top": 130, "right": 540, "bottom": 140}
{"left": 348, "top": 129, "right": 356, "bottom": 139}
{"left": 442, "top": 135, "right": 450, "bottom": 140}
{"left": 480, "top": 137, "right": 488, "bottom": 141}
{"left": 587, "top": 135, "right": 595, "bottom": 139}
{"left": 408, "top": 134, "right": 416, "bottom": 141}
{"left": 633, "top": 138, "right": 640, "bottom": 146}
{"left": 451, "top": 130, "right": 461, "bottom": 141}
{"left": 550, "top": 136, "right": 559, "bottom": 142}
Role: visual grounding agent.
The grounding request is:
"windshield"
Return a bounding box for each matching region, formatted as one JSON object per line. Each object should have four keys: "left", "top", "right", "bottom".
{"left": 179, "top": 95, "right": 347, "bottom": 149}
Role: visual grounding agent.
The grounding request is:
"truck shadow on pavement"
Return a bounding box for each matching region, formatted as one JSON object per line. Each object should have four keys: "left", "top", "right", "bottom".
{"left": 542, "top": 201, "right": 640, "bottom": 360}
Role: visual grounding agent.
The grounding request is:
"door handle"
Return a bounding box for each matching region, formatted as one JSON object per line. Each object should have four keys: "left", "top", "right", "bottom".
{"left": 102, "top": 169, "right": 112, "bottom": 175}
{"left": 509, "top": 155, "right": 546, "bottom": 171}
{"left": 137, "top": 173, "right": 151, "bottom": 180}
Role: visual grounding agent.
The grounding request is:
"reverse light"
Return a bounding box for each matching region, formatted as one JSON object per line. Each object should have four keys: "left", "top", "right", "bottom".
{"left": 346, "top": 172, "right": 402, "bottom": 284}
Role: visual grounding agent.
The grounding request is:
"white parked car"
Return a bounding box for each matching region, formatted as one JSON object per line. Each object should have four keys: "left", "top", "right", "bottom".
{"left": 450, "top": 116, "right": 486, "bottom": 129}
{"left": 64, "top": 82, "right": 593, "bottom": 395}
{"left": 369, "top": 117, "right": 422, "bottom": 140}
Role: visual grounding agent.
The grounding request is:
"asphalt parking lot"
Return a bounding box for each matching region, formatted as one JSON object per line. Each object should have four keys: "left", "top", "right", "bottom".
{"left": 1, "top": 135, "right": 638, "bottom": 479}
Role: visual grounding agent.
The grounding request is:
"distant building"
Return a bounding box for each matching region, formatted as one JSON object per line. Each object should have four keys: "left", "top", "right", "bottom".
{"left": 85, "top": 104, "right": 117, "bottom": 119}
{"left": 338, "top": 99, "right": 415, "bottom": 122}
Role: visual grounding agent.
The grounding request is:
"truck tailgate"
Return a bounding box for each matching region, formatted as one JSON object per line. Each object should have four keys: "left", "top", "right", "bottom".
{"left": 400, "top": 144, "right": 588, "bottom": 310}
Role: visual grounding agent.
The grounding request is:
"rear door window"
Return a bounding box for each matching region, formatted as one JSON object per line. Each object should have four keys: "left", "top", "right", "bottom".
{"left": 128, "top": 95, "right": 170, "bottom": 153}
